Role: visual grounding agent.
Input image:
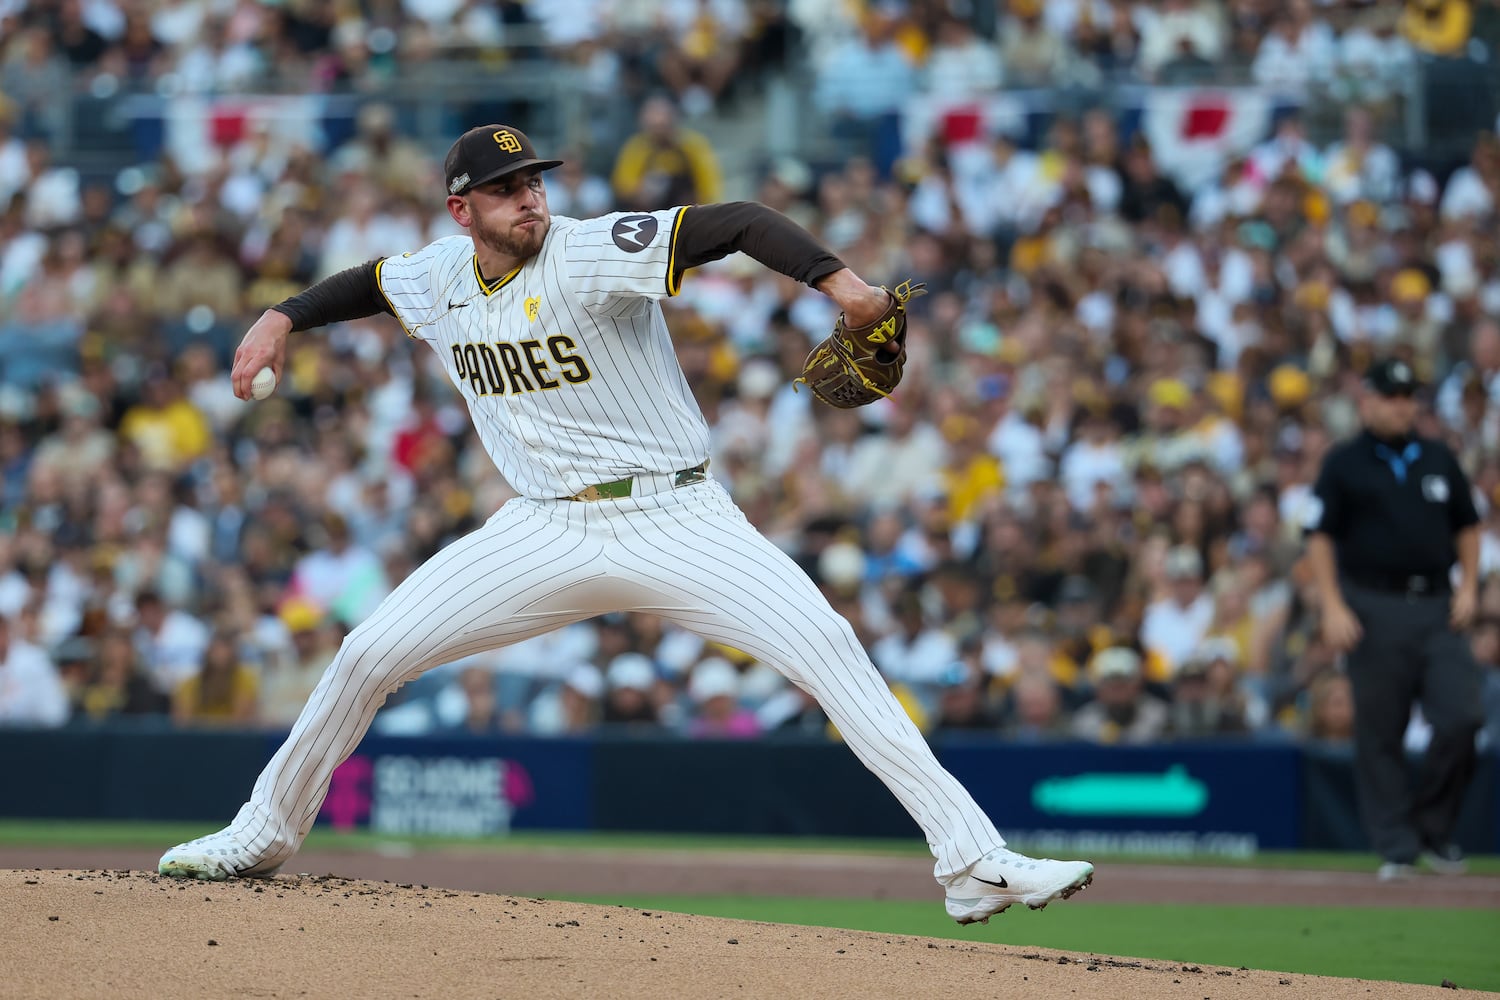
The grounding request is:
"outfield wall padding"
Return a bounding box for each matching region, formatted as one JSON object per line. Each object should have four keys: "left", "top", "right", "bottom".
{"left": 0, "top": 726, "right": 1494, "bottom": 853}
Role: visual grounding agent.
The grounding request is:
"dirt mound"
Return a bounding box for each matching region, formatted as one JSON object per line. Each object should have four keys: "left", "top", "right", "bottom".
{"left": 1, "top": 869, "right": 1485, "bottom": 999}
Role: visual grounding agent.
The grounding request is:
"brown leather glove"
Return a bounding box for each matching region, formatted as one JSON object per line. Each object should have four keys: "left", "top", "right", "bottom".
{"left": 795, "top": 280, "right": 927, "bottom": 408}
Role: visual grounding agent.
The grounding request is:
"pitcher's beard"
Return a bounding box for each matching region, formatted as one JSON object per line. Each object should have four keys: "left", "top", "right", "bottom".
{"left": 473, "top": 212, "right": 548, "bottom": 261}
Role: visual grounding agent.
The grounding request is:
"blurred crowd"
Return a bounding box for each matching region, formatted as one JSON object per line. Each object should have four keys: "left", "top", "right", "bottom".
{"left": 2, "top": 0, "right": 1495, "bottom": 131}
{"left": 1, "top": 1, "right": 1500, "bottom": 753}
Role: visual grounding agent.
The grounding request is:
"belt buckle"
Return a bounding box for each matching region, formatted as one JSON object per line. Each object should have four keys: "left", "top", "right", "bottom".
{"left": 674, "top": 465, "right": 707, "bottom": 488}
{"left": 571, "top": 478, "right": 632, "bottom": 502}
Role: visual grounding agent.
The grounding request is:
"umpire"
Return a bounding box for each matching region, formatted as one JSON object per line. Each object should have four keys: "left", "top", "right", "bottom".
{"left": 1305, "top": 357, "right": 1484, "bottom": 880}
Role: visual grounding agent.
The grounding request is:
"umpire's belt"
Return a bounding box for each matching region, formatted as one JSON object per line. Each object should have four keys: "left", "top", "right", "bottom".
{"left": 1346, "top": 571, "right": 1451, "bottom": 597}
{"left": 563, "top": 461, "right": 709, "bottom": 502}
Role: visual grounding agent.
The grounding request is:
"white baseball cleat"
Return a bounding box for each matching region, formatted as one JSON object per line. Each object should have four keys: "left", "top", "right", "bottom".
{"left": 158, "top": 829, "right": 281, "bottom": 881}
{"left": 944, "top": 847, "right": 1094, "bottom": 925}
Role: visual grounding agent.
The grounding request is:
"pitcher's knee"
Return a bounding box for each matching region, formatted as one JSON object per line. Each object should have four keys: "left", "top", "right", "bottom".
{"left": 328, "top": 627, "right": 398, "bottom": 685}
{"left": 336, "top": 621, "right": 449, "bottom": 691}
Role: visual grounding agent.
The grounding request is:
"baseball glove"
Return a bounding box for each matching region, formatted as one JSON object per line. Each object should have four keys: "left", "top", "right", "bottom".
{"left": 795, "top": 280, "right": 927, "bottom": 408}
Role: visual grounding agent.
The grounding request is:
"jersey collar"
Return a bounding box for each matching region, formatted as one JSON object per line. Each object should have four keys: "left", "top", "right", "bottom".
{"left": 473, "top": 256, "right": 523, "bottom": 296}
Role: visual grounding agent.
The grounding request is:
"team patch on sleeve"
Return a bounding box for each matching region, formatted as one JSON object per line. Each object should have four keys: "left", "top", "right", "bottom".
{"left": 610, "top": 215, "right": 658, "bottom": 253}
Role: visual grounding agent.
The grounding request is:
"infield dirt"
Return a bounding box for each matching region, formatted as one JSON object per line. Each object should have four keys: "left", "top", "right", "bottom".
{"left": 2, "top": 865, "right": 1494, "bottom": 999}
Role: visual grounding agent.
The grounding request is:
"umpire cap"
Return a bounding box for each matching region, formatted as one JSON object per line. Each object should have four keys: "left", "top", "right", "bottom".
{"left": 444, "top": 125, "right": 563, "bottom": 196}
{"left": 1365, "top": 357, "right": 1418, "bottom": 397}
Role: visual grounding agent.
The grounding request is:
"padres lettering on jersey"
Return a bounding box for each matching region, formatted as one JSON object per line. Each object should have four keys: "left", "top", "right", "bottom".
{"left": 373, "top": 209, "right": 710, "bottom": 499}
{"left": 449, "top": 335, "right": 592, "bottom": 396}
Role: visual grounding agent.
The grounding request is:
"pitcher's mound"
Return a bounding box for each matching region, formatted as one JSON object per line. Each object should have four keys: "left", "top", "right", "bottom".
{"left": 0, "top": 870, "right": 1479, "bottom": 999}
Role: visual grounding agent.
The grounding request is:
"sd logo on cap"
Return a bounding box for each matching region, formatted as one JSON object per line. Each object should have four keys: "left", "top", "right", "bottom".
{"left": 444, "top": 124, "right": 563, "bottom": 196}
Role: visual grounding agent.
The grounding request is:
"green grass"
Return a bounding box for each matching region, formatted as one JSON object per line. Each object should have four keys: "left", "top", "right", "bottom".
{"left": 563, "top": 896, "right": 1500, "bottom": 992}
{"left": 0, "top": 821, "right": 1497, "bottom": 875}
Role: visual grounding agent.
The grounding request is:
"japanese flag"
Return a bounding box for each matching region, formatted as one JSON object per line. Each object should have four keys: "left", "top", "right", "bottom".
{"left": 1142, "top": 89, "right": 1274, "bottom": 191}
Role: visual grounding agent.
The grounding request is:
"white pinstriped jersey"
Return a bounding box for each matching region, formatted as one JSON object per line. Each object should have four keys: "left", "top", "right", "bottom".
{"left": 373, "top": 208, "right": 709, "bottom": 499}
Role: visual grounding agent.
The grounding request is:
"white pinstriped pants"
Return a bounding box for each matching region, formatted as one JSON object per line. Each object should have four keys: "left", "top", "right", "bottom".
{"left": 226, "top": 479, "right": 1003, "bottom": 880}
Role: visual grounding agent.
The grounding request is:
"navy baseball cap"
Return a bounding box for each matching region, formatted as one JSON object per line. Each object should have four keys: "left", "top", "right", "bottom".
{"left": 444, "top": 125, "right": 562, "bottom": 196}
{"left": 1365, "top": 357, "right": 1418, "bottom": 397}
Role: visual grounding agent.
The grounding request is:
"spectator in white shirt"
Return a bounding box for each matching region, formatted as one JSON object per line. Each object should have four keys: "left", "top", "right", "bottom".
{"left": 1043, "top": 0, "right": 1115, "bottom": 43}
{"left": 845, "top": 400, "right": 947, "bottom": 509}
{"left": 1249, "top": 112, "right": 1323, "bottom": 187}
{"left": 288, "top": 513, "right": 391, "bottom": 629}
{"left": 172, "top": 15, "right": 264, "bottom": 94}
{"left": 1189, "top": 157, "right": 1262, "bottom": 232}
{"left": 906, "top": 149, "right": 967, "bottom": 236}
{"left": 981, "top": 374, "right": 1050, "bottom": 496}
{"left": 1141, "top": 545, "right": 1215, "bottom": 677}
{"left": 530, "top": 0, "right": 606, "bottom": 49}
{"left": 922, "top": 13, "right": 1004, "bottom": 99}
{"left": 1437, "top": 319, "right": 1500, "bottom": 430}
{"left": 1251, "top": 2, "right": 1336, "bottom": 92}
{"left": 150, "top": 0, "right": 204, "bottom": 48}
{"left": 872, "top": 588, "right": 960, "bottom": 690}
{"left": 1135, "top": 0, "right": 1225, "bottom": 81}
{"left": 21, "top": 139, "right": 82, "bottom": 230}
{"left": 1335, "top": 5, "right": 1414, "bottom": 105}
{"left": 0, "top": 613, "right": 68, "bottom": 727}
{"left": 317, "top": 181, "right": 424, "bottom": 279}
{"left": 133, "top": 589, "right": 211, "bottom": 696}
{"left": 1060, "top": 409, "right": 1128, "bottom": 511}
{"left": 1322, "top": 107, "right": 1400, "bottom": 206}
{"left": 959, "top": 132, "right": 1052, "bottom": 236}
{"left": 814, "top": 8, "right": 916, "bottom": 127}
{"left": 1440, "top": 134, "right": 1500, "bottom": 222}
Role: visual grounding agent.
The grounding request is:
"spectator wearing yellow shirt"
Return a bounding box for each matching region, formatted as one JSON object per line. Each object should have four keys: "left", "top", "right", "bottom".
{"left": 939, "top": 415, "right": 1005, "bottom": 524}
{"left": 172, "top": 630, "right": 259, "bottom": 728}
{"left": 79, "top": 629, "right": 170, "bottom": 721}
{"left": 611, "top": 95, "right": 723, "bottom": 212}
{"left": 1203, "top": 571, "right": 1256, "bottom": 668}
{"left": 117, "top": 370, "right": 212, "bottom": 471}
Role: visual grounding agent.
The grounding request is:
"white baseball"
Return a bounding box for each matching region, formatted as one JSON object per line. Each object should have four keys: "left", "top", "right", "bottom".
{"left": 250, "top": 366, "right": 278, "bottom": 400}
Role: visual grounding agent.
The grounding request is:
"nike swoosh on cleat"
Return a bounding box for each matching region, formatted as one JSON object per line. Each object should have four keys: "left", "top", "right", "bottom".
{"left": 973, "top": 875, "right": 1008, "bottom": 889}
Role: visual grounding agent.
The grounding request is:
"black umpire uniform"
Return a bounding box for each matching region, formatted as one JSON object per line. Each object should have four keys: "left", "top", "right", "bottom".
{"left": 1305, "top": 358, "right": 1484, "bottom": 873}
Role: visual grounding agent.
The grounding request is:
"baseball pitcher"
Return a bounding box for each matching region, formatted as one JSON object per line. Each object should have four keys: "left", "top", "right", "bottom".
{"left": 158, "top": 125, "right": 1093, "bottom": 924}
